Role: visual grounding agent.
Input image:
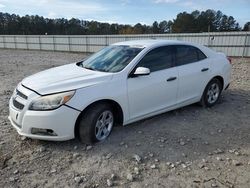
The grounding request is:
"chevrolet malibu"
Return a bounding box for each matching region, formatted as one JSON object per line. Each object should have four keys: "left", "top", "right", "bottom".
{"left": 9, "top": 40, "right": 231, "bottom": 143}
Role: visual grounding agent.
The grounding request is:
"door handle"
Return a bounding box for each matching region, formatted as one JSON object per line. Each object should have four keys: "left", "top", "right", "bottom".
{"left": 201, "top": 68, "right": 209, "bottom": 72}
{"left": 167, "top": 77, "right": 177, "bottom": 82}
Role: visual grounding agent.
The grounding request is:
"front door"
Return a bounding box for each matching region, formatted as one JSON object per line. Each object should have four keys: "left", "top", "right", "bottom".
{"left": 127, "top": 46, "right": 178, "bottom": 120}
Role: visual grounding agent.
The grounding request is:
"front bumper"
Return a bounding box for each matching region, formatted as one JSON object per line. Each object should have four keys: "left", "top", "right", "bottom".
{"left": 8, "top": 84, "right": 80, "bottom": 141}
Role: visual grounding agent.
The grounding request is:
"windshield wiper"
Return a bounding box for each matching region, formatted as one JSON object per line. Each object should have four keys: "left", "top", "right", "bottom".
{"left": 83, "top": 65, "right": 110, "bottom": 72}
{"left": 83, "top": 66, "right": 96, "bottom": 71}
{"left": 78, "top": 63, "right": 109, "bottom": 72}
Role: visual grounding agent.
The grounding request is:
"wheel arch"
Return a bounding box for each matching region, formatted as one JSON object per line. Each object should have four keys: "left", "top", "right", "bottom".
{"left": 202, "top": 75, "right": 224, "bottom": 98}
{"left": 74, "top": 99, "right": 124, "bottom": 138}
{"left": 200, "top": 75, "right": 225, "bottom": 107}
{"left": 212, "top": 75, "right": 224, "bottom": 89}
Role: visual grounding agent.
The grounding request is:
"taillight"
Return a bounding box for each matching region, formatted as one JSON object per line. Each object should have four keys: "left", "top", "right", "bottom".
{"left": 227, "top": 57, "right": 232, "bottom": 64}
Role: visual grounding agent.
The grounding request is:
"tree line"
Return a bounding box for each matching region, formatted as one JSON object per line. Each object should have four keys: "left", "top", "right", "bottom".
{"left": 0, "top": 9, "right": 249, "bottom": 35}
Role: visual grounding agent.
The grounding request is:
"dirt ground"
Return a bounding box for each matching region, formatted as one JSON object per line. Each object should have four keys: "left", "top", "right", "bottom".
{"left": 0, "top": 49, "right": 250, "bottom": 188}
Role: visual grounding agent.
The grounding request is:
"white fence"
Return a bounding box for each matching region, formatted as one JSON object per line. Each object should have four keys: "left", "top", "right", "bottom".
{"left": 0, "top": 32, "right": 249, "bottom": 57}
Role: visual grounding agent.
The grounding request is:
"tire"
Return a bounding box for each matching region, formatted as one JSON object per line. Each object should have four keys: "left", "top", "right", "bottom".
{"left": 78, "top": 103, "right": 114, "bottom": 144}
{"left": 200, "top": 78, "right": 222, "bottom": 107}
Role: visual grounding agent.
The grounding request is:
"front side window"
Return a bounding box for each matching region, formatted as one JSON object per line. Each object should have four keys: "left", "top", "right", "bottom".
{"left": 175, "top": 45, "right": 207, "bottom": 66}
{"left": 136, "top": 46, "right": 174, "bottom": 72}
{"left": 78, "top": 45, "right": 143, "bottom": 72}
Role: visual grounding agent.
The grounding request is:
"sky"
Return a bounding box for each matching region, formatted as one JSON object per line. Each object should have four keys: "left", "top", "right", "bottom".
{"left": 0, "top": 0, "right": 249, "bottom": 26}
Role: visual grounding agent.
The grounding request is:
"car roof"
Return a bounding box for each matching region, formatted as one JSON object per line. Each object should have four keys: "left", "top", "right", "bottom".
{"left": 112, "top": 39, "right": 216, "bottom": 57}
{"left": 113, "top": 39, "right": 192, "bottom": 48}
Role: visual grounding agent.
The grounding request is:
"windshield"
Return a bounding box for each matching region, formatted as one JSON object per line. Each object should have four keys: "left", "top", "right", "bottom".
{"left": 78, "top": 45, "right": 143, "bottom": 72}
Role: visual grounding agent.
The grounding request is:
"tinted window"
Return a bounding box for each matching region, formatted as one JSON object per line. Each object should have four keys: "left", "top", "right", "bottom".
{"left": 175, "top": 45, "right": 206, "bottom": 66}
{"left": 197, "top": 49, "right": 207, "bottom": 60}
{"left": 136, "top": 46, "right": 174, "bottom": 72}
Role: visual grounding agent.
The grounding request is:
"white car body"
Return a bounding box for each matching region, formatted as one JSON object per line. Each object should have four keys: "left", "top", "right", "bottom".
{"left": 9, "top": 40, "right": 231, "bottom": 141}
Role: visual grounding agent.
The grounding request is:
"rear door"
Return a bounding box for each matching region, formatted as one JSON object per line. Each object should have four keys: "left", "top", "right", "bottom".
{"left": 127, "top": 46, "right": 178, "bottom": 120}
{"left": 174, "top": 45, "right": 210, "bottom": 104}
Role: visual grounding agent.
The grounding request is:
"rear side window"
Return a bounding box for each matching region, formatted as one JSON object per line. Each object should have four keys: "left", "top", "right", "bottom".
{"left": 175, "top": 45, "right": 207, "bottom": 66}
{"left": 137, "top": 46, "right": 174, "bottom": 72}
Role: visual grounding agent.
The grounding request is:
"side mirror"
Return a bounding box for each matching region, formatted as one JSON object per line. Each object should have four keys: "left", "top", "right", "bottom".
{"left": 133, "top": 67, "right": 150, "bottom": 77}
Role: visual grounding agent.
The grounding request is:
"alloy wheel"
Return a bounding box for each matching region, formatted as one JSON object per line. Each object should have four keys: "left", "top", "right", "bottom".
{"left": 95, "top": 110, "right": 114, "bottom": 141}
{"left": 207, "top": 83, "right": 220, "bottom": 104}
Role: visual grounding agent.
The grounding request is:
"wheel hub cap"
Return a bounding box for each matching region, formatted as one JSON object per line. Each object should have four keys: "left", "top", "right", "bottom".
{"left": 207, "top": 83, "right": 220, "bottom": 104}
{"left": 95, "top": 110, "right": 113, "bottom": 141}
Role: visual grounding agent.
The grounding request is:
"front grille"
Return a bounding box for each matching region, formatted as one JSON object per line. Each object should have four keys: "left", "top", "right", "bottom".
{"left": 16, "top": 89, "right": 28, "bottom": 100}
{"left": 13, "top": 99, "right": 25, "bottom": 110}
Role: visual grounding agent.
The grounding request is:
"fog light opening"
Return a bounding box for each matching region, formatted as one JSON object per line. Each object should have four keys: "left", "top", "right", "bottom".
{"left": 31, "top": 128, "right": 57, "bottom": 136}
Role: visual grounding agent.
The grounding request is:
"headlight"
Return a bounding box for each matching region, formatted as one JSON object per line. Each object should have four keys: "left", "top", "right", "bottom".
{"left": 29, "top": 91, "right": 75, "bottom": 111}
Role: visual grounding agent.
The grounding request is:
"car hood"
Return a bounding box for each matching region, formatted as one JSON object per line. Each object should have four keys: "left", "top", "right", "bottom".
{"left": 22, "top": 63, "right": 113, "bottom": 95}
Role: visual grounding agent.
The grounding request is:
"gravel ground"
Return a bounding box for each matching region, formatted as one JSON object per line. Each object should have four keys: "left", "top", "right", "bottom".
{"left": 0, "top": 49, "right": 250, "bottom": 188}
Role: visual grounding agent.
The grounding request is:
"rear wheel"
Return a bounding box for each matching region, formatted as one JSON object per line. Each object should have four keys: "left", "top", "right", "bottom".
{"left": 200, "top": 78, "right": 222, "bottom": 107}
{"left": 78, "top": 103, "right": 114, "bottom": 144}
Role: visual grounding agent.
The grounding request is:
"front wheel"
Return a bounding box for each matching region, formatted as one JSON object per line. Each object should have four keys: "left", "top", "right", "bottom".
{"left": 78, "top": 103, "right": 114, "bottom": 144}
{"left": 200, "top": 78, "right": 222, "bottom": 107}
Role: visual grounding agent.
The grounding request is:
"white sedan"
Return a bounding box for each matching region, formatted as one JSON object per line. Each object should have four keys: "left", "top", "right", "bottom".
{"left": 9, "top": 40, "right": 231, "bottom": 143}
